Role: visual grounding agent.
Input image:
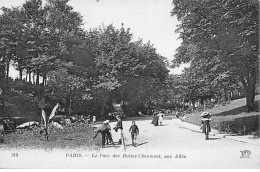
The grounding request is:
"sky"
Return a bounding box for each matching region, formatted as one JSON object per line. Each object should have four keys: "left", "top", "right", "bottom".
{"left": 1, "top": 0, "right": 189, "bottom": 78}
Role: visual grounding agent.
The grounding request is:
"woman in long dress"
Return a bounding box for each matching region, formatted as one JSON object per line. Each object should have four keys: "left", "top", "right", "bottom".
{"left": 151, "top": 110, "right": 159, "bottom": 126}
{"left": 157, "top": 111, "right": 164, "bottom": 126}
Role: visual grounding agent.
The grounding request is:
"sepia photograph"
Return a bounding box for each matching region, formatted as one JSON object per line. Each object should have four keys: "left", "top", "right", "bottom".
{"left": 0, "top": 0, "right": 259, "bottom": 169}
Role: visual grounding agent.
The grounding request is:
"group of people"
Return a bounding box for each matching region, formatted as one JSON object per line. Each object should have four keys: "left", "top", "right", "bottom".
{"left": 151, "top": 110, "right": 164, "bottom": 126}
{"left": 93, "top": 110, "right": 212, "bottom": 148}
{"left": 92, "top": 115, "right": 139, "bottom": 148}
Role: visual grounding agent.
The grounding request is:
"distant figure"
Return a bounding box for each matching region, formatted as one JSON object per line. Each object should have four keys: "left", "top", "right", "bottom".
{"left": 64, "top": 118, "right": 71, "bottom": 125}
{"left": 157, "top": 111, "right": 164, "bottom": 126}
{"left": 92, "top": 116, "right": 96, "bottom": 124}
{"left": 80, "top": 115, "right": 85, "bottom": 123}
{"left": 86, "top": 115, "right": 91, "bottom": 124}
{"left": 70, "top": 116, "right": 77, "bottom": 123}
{"left": 105, "top": 121, "right": 114, "bottom": 145}
{"left": 0, "top": 123, "right": 4, "bottom": 134}
{"left": 200, "top": 112, "right": 211, "bottom": 140}
{"left": 151, "top": 110, "right": 159, "bottom": 126}
{"left": 113, "top": 115, "right": 123, "bottom": 144}
{"left": 0, "top": 123, "right": 4, "bottom": 143}
{"left": 93, "top": 120, "right": 114, "bottom": 148}
{"left": 129, "top": 121, "right": 139, "bottom": 147}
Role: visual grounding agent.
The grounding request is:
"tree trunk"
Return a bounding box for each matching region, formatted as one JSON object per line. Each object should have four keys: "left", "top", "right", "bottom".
{"left": 100, "top": 98, "right": 106, "bottom": 120}
{"left": 19, "top": 67, "right": 23, "bottom": 80}
{"left": 0, "top": 62, "right": 5, "bottom": 118}
{"left": 25, "top": 69, "right": 28, "bottom": 82}
{"left": 6, "top": 61, "right": 9, "bottom": 84}
{"left": 245, "top": 85, "right": 255, "bottom": 112}
{"left": 69, "top": 93, "right": 72, "bottom": 116}
{"left": 28, "top": 69, "right": 31, "bottom": 83}
{"left": 35, "top": 71, "right": 40, "bottom": 98}
{"left": 240, "top": 71, "right": 256, "bottom": 112}
{"left": 43, "top": 73, "right": 46, "bottom": 86}
{"left": 33, "top": 73, "right": 35, "bottom": 85}
{"left": 223, "top": 88, "right": 227, "bottom": 102}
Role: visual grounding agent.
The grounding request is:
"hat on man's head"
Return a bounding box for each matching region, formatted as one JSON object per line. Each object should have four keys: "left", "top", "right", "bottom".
{"left": 103, "top": 120, "right": 109, "bottom": 124}
{"left": 201, "top": 112, "right": 210, "bottom": 117}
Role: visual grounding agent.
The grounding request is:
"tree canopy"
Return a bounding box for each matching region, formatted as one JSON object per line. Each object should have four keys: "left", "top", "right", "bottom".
{"left": 171, "top": 0, "right": 259, "bottom": 112}
{"left": 0, "top": 0, "right": 169, "bottom": 120}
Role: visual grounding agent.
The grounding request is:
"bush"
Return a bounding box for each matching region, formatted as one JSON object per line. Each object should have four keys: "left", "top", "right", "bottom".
{"left": 251, "top": 130, "right": 260, "bottom": 138}
{"left": 0, "top": 136, "right": 4, "bottom": 144}
{"left": 184, "top": 106, "right": 193, "bottom": 114}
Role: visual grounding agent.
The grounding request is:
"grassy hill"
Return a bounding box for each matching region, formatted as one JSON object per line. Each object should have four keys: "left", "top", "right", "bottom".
{"left": 182, "top": 95, "right": 260, "bottom": 137}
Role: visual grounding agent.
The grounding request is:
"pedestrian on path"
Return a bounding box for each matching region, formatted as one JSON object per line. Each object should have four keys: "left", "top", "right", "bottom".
{"left": 151, "top": 110, "right": 159, "bottom": 126}
{"left": 157, "top": 110, "right": 164, "bottom": 126}
{"left": 92, "top": 115, "right": 96, "bottom": 124}
{"left": 113, "top": 115, "right": 123, "bottom": 144}
{"left": 92, "top": 120, "right": 114, "bottom": 148}
{"left": 200, "top": 112, "right": 211, "bottom": 140}
{"left": 129, "top": 121, "right": 139, "bottom": 147}
{"left": 105, "top": 121, "right": 114, "bottom": 145}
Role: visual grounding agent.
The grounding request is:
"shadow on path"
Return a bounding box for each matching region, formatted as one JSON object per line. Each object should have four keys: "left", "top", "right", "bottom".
{"left": 103, "top": 144, "right": 121, "bottom": 149}
{"left": 207, "top": 138, "right": 221, "bottom": 140}
{"left": 124, "top": 142, "right": 148, "bottom": 149}
{"left": 136, "top": 141, "right": 148, "bottom": 147}
{"left": 178, "top": 126, "right": 202, "bottom": 133}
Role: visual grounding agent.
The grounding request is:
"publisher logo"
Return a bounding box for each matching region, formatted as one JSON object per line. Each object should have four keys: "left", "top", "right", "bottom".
{"left": 240, "top": 150, "right": 251, "bottom": 158}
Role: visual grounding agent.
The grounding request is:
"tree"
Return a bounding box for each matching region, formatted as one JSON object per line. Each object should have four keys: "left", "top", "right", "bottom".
{"left": 0, "top": 0, "right": 86, "bottom": 118}
{"left": 45, "top": 68, "right": 91, "bottom": 116}
{"left": 171, "top": 0, "right": 259, "bottom": 112}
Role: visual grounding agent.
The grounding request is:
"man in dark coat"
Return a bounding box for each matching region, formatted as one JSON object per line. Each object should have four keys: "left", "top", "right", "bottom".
{"left": 200, "top": 112, "right": 211, "bottom": 140}
{"left": 113, "top": 115, "right": 123, "bottom": 144}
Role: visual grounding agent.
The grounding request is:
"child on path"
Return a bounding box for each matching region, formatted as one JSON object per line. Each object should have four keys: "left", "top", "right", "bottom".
{"left": 129, "top": 121, "right": 139, "bottom": 147}
{"left": 200, "top": 112, "right": 211, "bottom": 140}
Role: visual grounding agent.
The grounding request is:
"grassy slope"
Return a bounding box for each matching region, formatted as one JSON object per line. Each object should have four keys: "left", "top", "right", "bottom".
{"left": 0, "top": 125, "right": 101, "bottom": 150}
{"left": 183, "top": 95, "right": 260, "bottom": 135}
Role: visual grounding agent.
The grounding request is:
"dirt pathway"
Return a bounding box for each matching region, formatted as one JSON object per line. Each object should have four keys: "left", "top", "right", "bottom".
{"left": 0, "top": 119, "right": 259, "bottom": 168}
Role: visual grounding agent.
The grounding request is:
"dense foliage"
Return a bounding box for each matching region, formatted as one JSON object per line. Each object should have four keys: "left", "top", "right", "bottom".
{"left": 0, "top": 0, "right": 169, "bottom": 120}
{"left": 171, "top": 0, "right": 259, "bottom": 112}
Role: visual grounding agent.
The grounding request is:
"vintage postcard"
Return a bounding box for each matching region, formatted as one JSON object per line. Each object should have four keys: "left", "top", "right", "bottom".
{"left": 0, "top": 0, "right": 259, "bottom": 169}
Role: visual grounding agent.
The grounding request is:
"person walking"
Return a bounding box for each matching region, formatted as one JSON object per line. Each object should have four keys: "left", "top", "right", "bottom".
{"left": 151, "top": 110, "right": 159, "bottom": 126}
{"left": 200, "top": 112, "right": 211, "bottom": 140}
{"left": 105, "top": 121, "right": 114, "bottom": 145}
{"left": 92, "top": 115, "right": 96, "bottom": 124}
{"left": 129, "top": 121, "right": 139, "bottom": 147}
{"left": 93, "top": 120, "right": 114, "bottom": 148}
{"left": 113, "top": 115, "right": 123, "bottom": 144}
{"left": 157, "top": 111, "right": 164, "bottom": 126}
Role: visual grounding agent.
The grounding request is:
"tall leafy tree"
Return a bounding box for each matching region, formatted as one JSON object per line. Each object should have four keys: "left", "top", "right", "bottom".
{"left": 171, "top": 0, "right": 259, "bottom": 112}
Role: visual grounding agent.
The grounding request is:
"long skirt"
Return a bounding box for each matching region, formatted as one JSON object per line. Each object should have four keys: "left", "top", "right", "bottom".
{"left": 151, "top": 116, "right": 159, "bottom": 126}
{"left": 158, "top": 116, "right": 163, "bottom": 125}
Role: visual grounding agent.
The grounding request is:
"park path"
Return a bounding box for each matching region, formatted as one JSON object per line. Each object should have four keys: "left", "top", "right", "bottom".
{"left": 0, "top": 119, "right": 259, "bottom": 168}
{"left": 97, "top": 119, "right": 260, "bottom": 168}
